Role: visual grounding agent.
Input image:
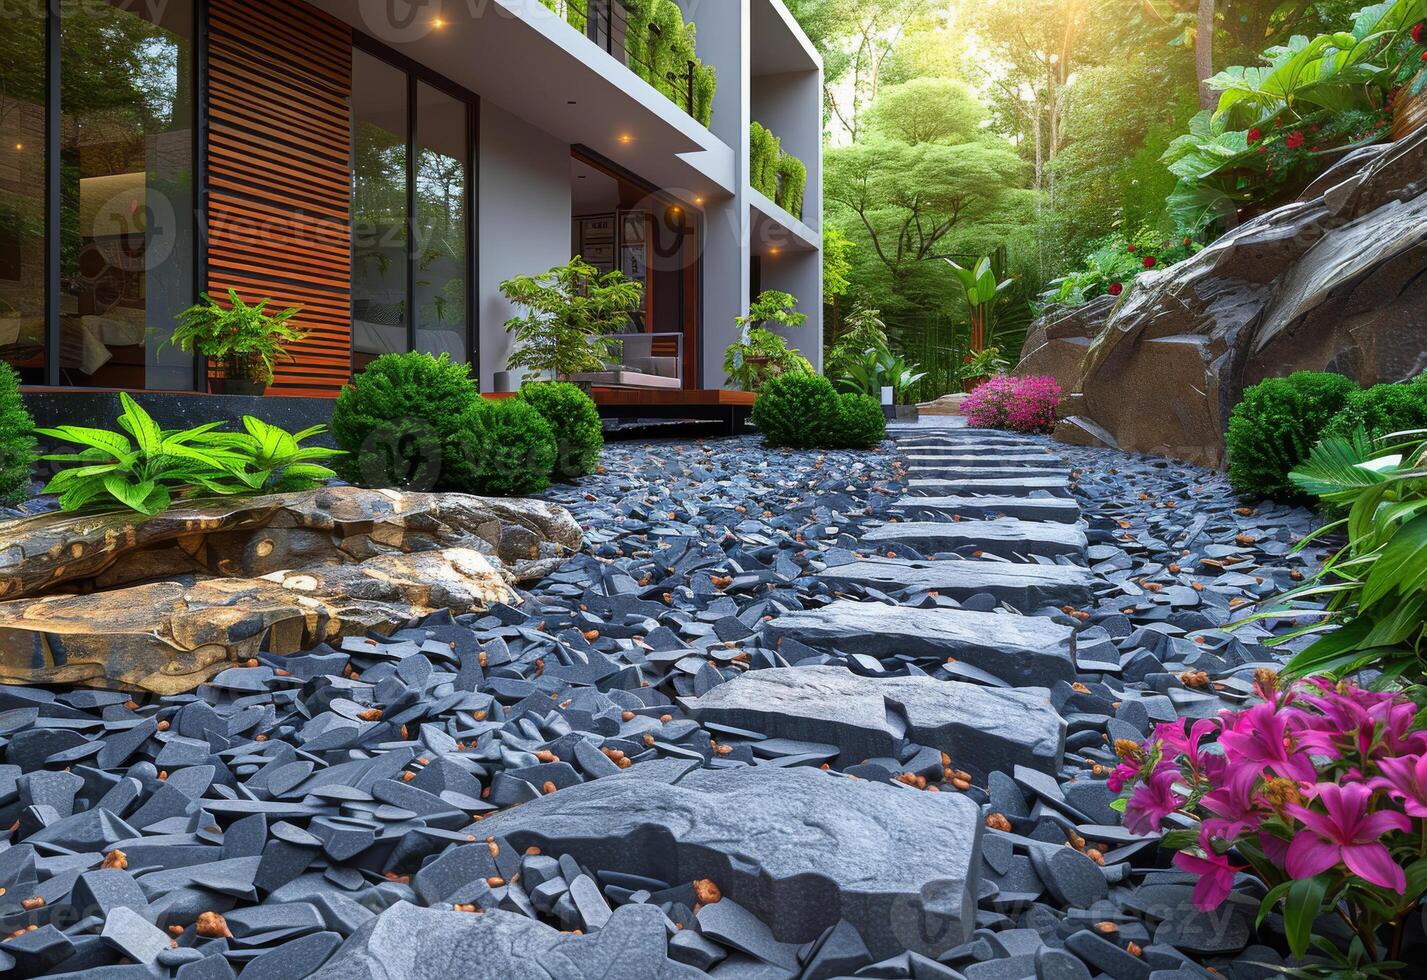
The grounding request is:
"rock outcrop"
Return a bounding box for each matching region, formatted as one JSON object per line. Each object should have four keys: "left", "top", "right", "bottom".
{"left": 0, "top": 488, "right": 581, "bottom": 692}
{"left": 1018, "top": 126, "right": 1427, "bottom": 468}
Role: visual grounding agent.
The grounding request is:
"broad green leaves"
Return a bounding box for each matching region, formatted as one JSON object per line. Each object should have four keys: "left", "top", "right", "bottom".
{"left": 38, "top": 397, "right": 342, "bottom": 517}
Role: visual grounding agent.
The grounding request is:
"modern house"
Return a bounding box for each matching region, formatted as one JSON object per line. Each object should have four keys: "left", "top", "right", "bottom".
{"left": 0, "top": 0, "right": 822, "bottom": 429}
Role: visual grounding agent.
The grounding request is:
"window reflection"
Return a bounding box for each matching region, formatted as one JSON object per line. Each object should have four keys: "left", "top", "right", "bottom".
{"left": 59, "top": 0, "right": 195, "bottom": 389}
{"left": 350, "top": 49, "right": 408, "bottom": 374}
{"left": 0, "top": 2, "right": 48, "bottom": 384}
{"left": 415, "top": 82, "right": 467, "bottom": 362}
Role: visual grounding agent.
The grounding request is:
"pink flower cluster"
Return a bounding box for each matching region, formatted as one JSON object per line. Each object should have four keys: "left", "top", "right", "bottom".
{"left": 1114, "top": 674, "right": 1427, "bottom": 919}
{"left": 964, "top": 375, "right": 1061, "bottom": 433}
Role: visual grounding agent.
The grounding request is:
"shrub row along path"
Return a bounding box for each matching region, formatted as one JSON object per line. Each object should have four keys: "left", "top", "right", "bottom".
{"left": 0, "top": 423, "right": 1322, "bottom": 979}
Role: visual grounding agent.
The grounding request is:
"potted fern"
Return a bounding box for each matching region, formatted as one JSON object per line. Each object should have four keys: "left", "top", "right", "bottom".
{"left": 170, "top": 289, "right": 306, "bottom": 395}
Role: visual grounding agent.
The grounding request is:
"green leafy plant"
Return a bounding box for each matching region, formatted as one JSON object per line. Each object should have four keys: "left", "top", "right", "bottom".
{"left": 943, "top": 256, "right": 1016, "bottom": 353}
{"left": 501, "top": 257, "right": 645, "bottom": 380}
{"left": 39, "top": 393, "right": 337, "bottom": 516}
{"left": 1226, "top": 371, "right": 1360, "bottom": 501}
{"left": 775, "top": 152, "right": 808, "bottom": 220}
{"left": 169, "top": 289, "right": 307, "bottom": 386}
{"left": 331, "top": 352, "right": 481, "bottom": 491}
{"left": 446, "top": 398, "right": 558, "bottom": 497}
{"left": 750, "top": 122, "right": 782, "bottom": 199}
{"left": 1043, "top": 232, "right": 1202, "bottom": 307}
{"left": 1237, "top": 429, "right": 1427, "bottom": 684}
{"left": 0, "top": 363, "right": 37, "bottom": 504}
{"left": 738, "top": 290, "right": 808, "bottom": 332}
{"left": 830, "top": 392, "right": 887, "bottom": 449}
{"left": 723, "top": 330, "right": 814, "bottom": 391}
{"left": 957, "top": 347, "right": 1010, "bottom": 382}
{"left": 824, "top": 306, "right": 887, "bottom": 380}
{"left": 751, "top": 373, "right": 840, "bottom": 449}
{"left": 624, "top": 0, "right": 715, "bottom": 124}
{"left": 834, "top": 344, "right": 927, "bottom": 405}
{"left": 517, "top": 381, "right": 603, "bottom": 481}
{"left": 1324, "top": 375, "right": 1427, "bottom": 443}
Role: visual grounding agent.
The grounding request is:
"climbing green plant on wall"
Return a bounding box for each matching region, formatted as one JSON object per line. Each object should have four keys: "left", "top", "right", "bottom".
{"left": 751, "top": 121, "right": 808, "bottom": 220}
{"left": 538, "top": 0, "right": 586, "bottom": 31}
{"left": 622, "top": 0, "right": 716, "bottom": 126}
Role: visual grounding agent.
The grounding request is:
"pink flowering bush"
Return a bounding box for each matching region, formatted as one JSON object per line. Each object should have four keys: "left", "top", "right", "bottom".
{"left": 1113, "top": 672, "right": 1427, "bottom": 974}
{"left": 964, "top": 375, "right": 1061, "bottom": 434}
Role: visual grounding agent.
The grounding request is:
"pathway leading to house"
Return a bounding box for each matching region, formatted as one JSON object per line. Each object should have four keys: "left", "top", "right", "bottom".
{"left": 0, "top": 423, "right": 1326, "bottom": 979}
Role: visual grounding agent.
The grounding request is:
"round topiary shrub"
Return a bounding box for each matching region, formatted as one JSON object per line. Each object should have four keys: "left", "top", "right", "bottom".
{"left": 830, "top": 392, "right": 886, "bottom": 449}
{"left": 1226, "top": 371, "right": 1358, "bottom": 501}
{"left": 331, "top": 352, "right": 480, "bottom": 491}
{"left": 445, "top": 398, "right": 557, "bottom": 496}
{"left": 751, "top": 372, "right": 838, "bottom": 448}
{"left": 1323, "top": 376, "right": 1427, "bottom": 444}
{"left": 516, "top": 381, "right": 603, "bottom": 480}
{"left": 0, "top": 363, "right": 36, "bottom": 504}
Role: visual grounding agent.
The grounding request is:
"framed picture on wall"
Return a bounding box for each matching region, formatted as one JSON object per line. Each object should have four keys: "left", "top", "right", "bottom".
{"left": 621, "top": 245, "right": 646, "bottom": 280}
{"left": 620, "top": 212, "right": 646, "bottom": 245}
{"left": 583, "top": 216, "right": 614, "bottom": 243}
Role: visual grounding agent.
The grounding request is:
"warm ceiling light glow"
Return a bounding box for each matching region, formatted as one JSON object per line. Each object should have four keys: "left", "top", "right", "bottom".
{"left": 670, "top": 206, "right": 682, "bottom": 214}
{"left": 13, "top": 143, "right": 21, "bottom": 151}
{"left": 694, "top": 196, "right": 704, "bottom": 205}
{"left": 769, "top": 247, "right": 781, "bottom": 255}
{"left": 432, "top": 16, "right": 447, "bottom": 28}
{"left": 618, "top": 134, "right": 634, "bottom": 144}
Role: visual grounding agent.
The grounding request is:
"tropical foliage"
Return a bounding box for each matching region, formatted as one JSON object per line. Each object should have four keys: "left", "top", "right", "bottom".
{"left": 832, "top": 344, "right": 926, "bottom": 405}
{"left": 725, "top": 292, "right": 814, "bottom": 391}
{"left": 169, "top": 289, "right": 306, "bottom": 386}
{"left": 0, "top": 364, "right": 37, "bottom": 504}
{"left": 500, "top": 258, "right": 645, "bottom": 380}
{"left": 39, "top": 394, "right": 338, "bottom": 516}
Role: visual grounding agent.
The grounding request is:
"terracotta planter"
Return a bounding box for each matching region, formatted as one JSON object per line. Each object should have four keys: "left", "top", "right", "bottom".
{"left": 1393, "top": 69, "right": 1427, "bottom": 142}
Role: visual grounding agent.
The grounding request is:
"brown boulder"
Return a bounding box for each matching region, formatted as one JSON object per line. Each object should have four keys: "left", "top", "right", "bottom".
{"left": 0, "top": 548, "right": 515, "bottom": 694}
{"left": 1020, "top": 125, "right": 1427, "bottom": 468}
{"left": 0, "top": 486, "right": 581, "bottom": 601}
{"left": 1017, "top": 294, "right": 1114, "bottom": 393}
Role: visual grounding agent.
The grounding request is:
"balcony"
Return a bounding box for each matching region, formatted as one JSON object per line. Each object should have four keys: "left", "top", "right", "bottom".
{"left": 541, "top": 0, "right": 716, "bottom": 127}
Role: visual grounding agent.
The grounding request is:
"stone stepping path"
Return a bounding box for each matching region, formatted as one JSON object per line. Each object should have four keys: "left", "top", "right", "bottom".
{"left": 906, "top": 475, "right": 1073, "bottom": 498}
{"left": 891, "top": 494, "right": 1081, "bottom": 523}
{"left": 903, "top": 451, "right": 1065, "bottom": 468}
{"left": 819, "top": 556, "right": 1094, "bottom": 608}
{"left": 863, "top": 518, "right": 1087, "bottom": 560}
{"left": 765, "top": 598, "right": 1077, "bottom": 685}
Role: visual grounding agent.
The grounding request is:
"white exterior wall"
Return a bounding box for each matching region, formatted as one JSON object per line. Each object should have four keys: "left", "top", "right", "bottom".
{"left": 477, "top": 103, "right": 573, "bottom": 391}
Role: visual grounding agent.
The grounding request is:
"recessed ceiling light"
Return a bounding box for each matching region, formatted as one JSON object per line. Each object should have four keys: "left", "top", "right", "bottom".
{"left": 432, "top": 16, "right": 447, "bottom": 29}
{"left": 618, "top": 134, "right": 633, "bottom": 144}
{"left": 694, "top": 196, "right": 704, "bottom": 205}
{"left": 13, "top": 143, "right": 21, "bottom": 151}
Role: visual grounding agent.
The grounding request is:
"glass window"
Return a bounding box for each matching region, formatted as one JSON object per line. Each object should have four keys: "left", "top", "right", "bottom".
{"left": 350, "top": 49, "right": 409, "bottom": 373}
{"left": 414, "top": 82, "right": 467, "bottom": 362}
{"left": 0, "top": 2, "right": 46, "bottom": 385}
{"left": 60, "top": 0, "right": 195, "bottom": 389}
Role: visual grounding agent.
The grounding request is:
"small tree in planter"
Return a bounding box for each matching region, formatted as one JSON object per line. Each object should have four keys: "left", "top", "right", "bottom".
{"left": 500, "top": 257, "right": 645, "bottom": 381}
{"left": 169, "top": 289, "right": 306, "bottom": 395}
{"left": 724, "top": 290, "right": 812, "bottom": 390}
{"left": 944, "top": 256, "right": 1016, "bottom": 390}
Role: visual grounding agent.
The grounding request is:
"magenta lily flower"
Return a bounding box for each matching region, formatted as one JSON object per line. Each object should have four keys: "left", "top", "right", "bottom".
{"left": 1373, "top": 754, "right": 1427, "bottom": 818}
{"left": 1200, "top": 764, "right": 1263, "bottom": 841}
{"left": 1285, "top": 782, "right": 1410, "bottom": 893}
{"left": 1124, "top": 763, "right": 1184, "bottom": 836}
{"left": 1219, "top": 702, "right": 1316, "bottom": 783}
{"left": 1174, "top": 848, "right": 1243, "bottom": 911}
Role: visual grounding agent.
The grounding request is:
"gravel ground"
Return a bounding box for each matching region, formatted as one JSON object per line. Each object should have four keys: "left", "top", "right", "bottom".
{"left": 0, "top": 428, "right": 1336, "bottom": 979}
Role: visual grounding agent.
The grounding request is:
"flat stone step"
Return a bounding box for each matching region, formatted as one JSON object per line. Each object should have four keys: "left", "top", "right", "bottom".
{"left": 863, "top": 519, "right": 1087, "bottom": 560}
{"left": 907, "top": 465, "right": 1071, "bottom": 481}
{"left": 819, "top": 557, "right": 1094, "bottom": 608}
{"left": 892, "top": 495, "right": 1081, "bottom": 524}
{"left": 898, "top": 436, "right": 1030, "bottom": 449}
{"left": 903, "top": 452, "right": 1062, "bottom": 468}
{"left": 473, "top": 763, "right": 982, "bottom": 958}
{"left": 680, "top": 666, "right": 1066, "bottom": 779}
{"left": 765, "top": 599, "right": 1077, "bottom": 686}
{"left": 907, "top": 476, "right": 1072, "bottom": 498}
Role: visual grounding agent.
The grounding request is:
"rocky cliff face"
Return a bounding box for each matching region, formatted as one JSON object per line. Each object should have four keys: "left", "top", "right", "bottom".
{"left": 1018, "top": 127, "right": 1427, "bottom": 468}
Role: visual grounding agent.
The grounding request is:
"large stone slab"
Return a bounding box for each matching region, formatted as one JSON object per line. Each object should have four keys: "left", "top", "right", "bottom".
{"left": 907, "top": 476, "right": 1072, "bottom": 498}
{"left": 819, "top": 557, "right": 1094, "bottom": 608}
{"left": 0, "top": 486, "right": 581, "bottom": 599}
{"left": 765, "top": 599, "right": 1076, "bottom": 686}
{"left": 863, "top": 519, "right": 1087, "bottom": 560}
{"left": 680, "top": 666, "right": 1065, "bottom": 777}
{"left": 474, "top": 764, "right": 983, "bottom": 958}
{"left": 309, "top": 901, "right": 702, "bottom": 980}
{"left": 903, "top": 452, "right": 1062, "bottom": 468}
{"left": 0, "top": 548, "right": 514, "bottom": 693}
{"left": 906, "top": 465, "right": 1071, "bottom": 481}
{"left": 892, "top": 495, "right": 1081, "bottom": 524}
